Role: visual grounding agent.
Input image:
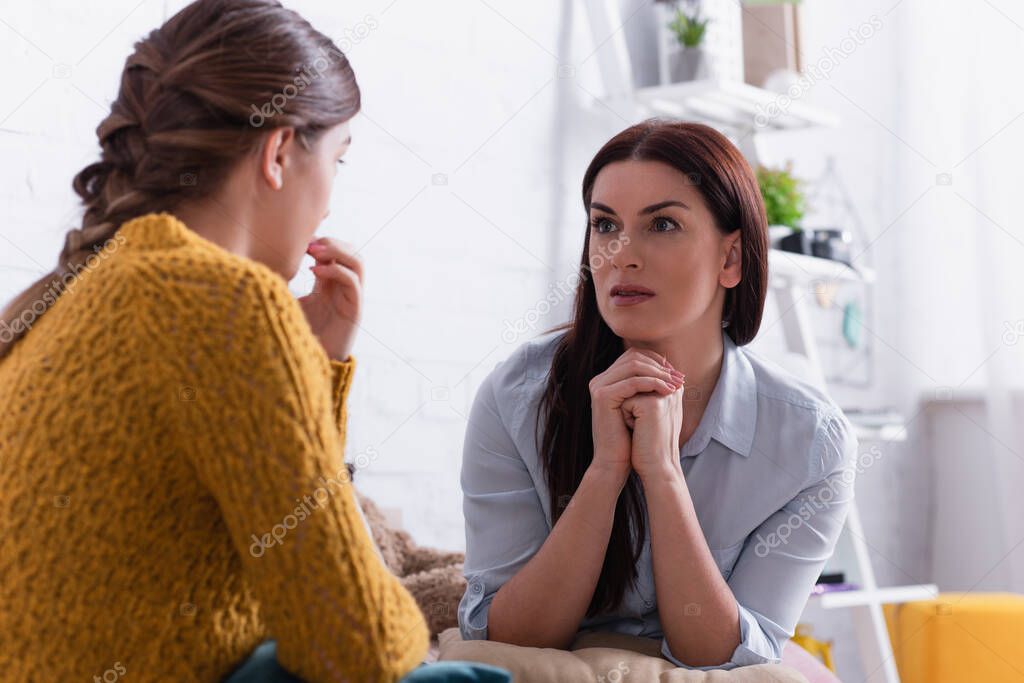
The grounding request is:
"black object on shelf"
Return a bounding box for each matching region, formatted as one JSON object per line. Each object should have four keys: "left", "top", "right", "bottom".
{"left": 779, "top": 227, "right": 853, "bottom": 267}
{"left": 816, "top": 571, "right": 846, "bottom": 585}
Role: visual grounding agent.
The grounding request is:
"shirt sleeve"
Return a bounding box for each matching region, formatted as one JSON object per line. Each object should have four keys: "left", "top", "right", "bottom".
{"left": 662, "top": 410, "right": 859, "bottom": 669}
{"left": 175, "top": 275, "right": 428, "bottom": 682}
{"left": 458, "top": 365, "right": 550, "bottom": 641}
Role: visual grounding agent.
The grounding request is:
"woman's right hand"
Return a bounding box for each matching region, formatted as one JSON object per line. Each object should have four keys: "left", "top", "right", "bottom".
{"left": 298, "top": 237, "right": 364, "bottom": 362}
{"left": 588, "top": 348, "right": 685, "bottom": 478}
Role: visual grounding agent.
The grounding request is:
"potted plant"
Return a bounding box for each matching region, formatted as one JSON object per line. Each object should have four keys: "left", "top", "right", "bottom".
{"left": 667, "top": 4, "right": 711, "bottom": 82}
{"left": 756, "top": 163, "right": 810, "bottom": 254}
{"left": 758, "top": 163, "right": 805, "bottom": 228}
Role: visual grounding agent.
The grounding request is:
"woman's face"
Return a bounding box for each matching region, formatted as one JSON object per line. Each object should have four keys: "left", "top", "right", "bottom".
{"left": 587, "top": 159, "right": 742, "bottom": 343}
{"left": 253, "top": 120, "right": 352, "bottom": 278}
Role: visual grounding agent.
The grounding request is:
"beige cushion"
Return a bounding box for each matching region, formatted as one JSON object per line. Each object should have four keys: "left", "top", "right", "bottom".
{"left": 437, "top": 628, "right": 809, "bottom": 683}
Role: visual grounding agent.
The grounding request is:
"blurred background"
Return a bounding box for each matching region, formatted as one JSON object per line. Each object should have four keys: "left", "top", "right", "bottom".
{"left": 2, "top": 1, "right": 1022, "bottom": 680}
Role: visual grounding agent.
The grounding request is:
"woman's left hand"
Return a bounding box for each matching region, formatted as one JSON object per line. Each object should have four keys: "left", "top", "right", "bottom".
{"left": 297, "top": 237, "right": 363, "bottom": 362}
{"left": 622, "top": 377, "right": 685, "bottom": 481}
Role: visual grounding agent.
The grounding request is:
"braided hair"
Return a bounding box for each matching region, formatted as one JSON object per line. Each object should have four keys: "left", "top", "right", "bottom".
{"left": 0, "top": 0, "right": 360, "bottom": 359}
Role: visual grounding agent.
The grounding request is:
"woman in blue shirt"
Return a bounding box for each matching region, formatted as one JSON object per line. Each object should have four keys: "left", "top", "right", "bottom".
{"left": 458, "top": 119, "right": 858, "bottom": 670}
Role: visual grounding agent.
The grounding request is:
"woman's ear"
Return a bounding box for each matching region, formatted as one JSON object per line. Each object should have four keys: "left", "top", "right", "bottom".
{"left": 720, "top": 229, "right": 742, "bottom": 288}
{"left": 259, "top": 127, "right": 296, "bottom": 190}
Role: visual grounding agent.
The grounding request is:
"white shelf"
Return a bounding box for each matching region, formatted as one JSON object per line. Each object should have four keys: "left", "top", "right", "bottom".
{"left": 844, "top": 411, "right": 908, "bottom": 442}
{"left": 626, "top": 78, "right": 840, "bottom": 132}
{"left": 810, "top": 584, "right": 939, "bottom": 610}
{"left": 769, "top": 247, "right": 875, "bottom": 285}
{"left": 851, "top": 422, "right": 908, "bottom": 443}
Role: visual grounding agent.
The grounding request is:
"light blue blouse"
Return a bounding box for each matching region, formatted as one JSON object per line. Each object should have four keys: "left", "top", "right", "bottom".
{"left": 457, "top": 328, "right": 859, "bottom": 670}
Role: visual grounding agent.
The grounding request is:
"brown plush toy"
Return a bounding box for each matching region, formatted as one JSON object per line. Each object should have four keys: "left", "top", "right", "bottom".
{"left": 354, "top": 488, "right": 466, "bottom": 638}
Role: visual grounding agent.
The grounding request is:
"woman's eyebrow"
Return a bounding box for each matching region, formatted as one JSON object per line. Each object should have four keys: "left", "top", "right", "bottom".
{"left": 639, "top": 200, "right": 689, "bottom": 214}
{"left": 589, "top": 200, "right": 690, "bottom": 216}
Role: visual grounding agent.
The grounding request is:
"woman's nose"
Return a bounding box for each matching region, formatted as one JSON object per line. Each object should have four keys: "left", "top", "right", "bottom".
{"left": 609, "top": 238, "right": 641, "bottom": 270}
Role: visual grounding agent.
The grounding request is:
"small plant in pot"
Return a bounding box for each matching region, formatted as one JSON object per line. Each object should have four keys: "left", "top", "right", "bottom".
{"left": 667, "top": 3, "right": 711, "bottom": 82}
{"left": 756, "top": 163, "right": 810, "bottom": 254}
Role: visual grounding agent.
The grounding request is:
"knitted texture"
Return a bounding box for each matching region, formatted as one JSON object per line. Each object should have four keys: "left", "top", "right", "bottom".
{"left": 0, "top": 212, "right": 428, "bottom": 682}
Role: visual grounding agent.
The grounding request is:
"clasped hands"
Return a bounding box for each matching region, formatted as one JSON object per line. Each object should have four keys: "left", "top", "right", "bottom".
{"left": 589, "top": 348, "right": 686, "bottom": 483}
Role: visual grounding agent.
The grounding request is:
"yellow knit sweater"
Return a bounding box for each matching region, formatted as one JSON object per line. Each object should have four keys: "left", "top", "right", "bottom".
{"left": 0, "top": 213, "right": 428, "bottom": 682}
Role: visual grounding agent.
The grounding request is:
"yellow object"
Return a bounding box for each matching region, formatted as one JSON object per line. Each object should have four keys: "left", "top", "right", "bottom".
{"left": 0, "top": 213, "right": 428, "bottom": 682}
{"left": 883, "top": 592, "right": 1024, "bottom": 683}
{"left": 790, "top": 622, "right": 836, "bottom": 672}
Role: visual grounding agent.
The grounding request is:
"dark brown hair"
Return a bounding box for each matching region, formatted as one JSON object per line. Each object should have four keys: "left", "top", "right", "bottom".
{"left": 0, "top": 0, "right": 360, "bottom": 359}
{"left": 536, "top": 119, "right": 768, "bottom": 616}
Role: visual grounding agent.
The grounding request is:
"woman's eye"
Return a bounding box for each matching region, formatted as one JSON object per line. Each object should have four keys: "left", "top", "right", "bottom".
{"left": 591, "top": 217, "right": 616, "bottom": 234}
{"left": 653, "top": 217, "right": 678, "bottom": 232}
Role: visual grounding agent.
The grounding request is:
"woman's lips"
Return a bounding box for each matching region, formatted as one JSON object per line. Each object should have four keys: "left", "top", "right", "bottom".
{"left": 610, "top": 284, "right": 656, "bottom": 306}
{"left": 611, "top": 292, "right": 656, "bottom": 306}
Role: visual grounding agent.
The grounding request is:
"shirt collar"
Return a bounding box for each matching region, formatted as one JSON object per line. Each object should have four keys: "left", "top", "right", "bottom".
{"left": 679, "top": 329, "right": 758, "bottom": 459}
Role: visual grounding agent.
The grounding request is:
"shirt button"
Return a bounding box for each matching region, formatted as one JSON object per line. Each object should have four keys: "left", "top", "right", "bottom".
{"left": 473, "top": 583, "right": 483, "bottom": 593}
{"left": 643, "top": 600, "right": 653, "bottom": 609}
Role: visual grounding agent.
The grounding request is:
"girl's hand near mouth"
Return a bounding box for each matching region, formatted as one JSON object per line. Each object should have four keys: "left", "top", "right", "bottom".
{"left": 298, "top": 237, "right": 364, "bottom": 362}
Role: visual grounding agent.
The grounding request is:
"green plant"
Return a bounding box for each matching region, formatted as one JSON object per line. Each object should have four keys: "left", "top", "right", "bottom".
{"left": 668, "top": 8, "right": 710, "bottom": 48}
{"left": 757, "top": 164, "right": 806, "bottom": 227}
